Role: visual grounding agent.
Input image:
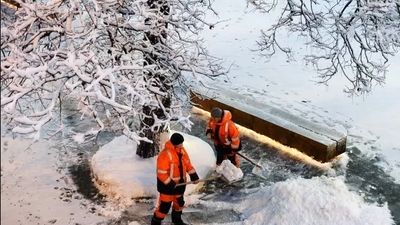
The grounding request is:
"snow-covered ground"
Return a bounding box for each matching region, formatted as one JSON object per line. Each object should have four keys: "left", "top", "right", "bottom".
{"left": 87, "top": 114, "right": 394, "bottom": 225}
{"left": 236, "top": 176, "right": 393, "bottom": 225}
{"left": 0, "top": 137, "right": 107, "bottom": 225}
{"left": 2, "top": 132, "right": 394, "bottom": 225}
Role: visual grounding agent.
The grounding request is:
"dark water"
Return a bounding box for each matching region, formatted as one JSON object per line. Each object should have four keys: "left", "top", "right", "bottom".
{"left": 345, "top": 146, "right": 400, "bottom": 224}
{"left": 66, "top": 130, "right": 116, "bottom": 203}
{"left": 52, "top": 107, "right": 399, "bottom": 225}
{"left": 69, "top": 158, "right": 105, "bottom": 202}
{"left": 43, "top": 106, "right": 114, "bottom": 209}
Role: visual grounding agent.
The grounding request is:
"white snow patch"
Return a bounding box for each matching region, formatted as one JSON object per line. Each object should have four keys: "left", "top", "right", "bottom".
{"left": 330, "top": 153, "right": 350, "bottom": 172}
{"left": 1, "top": 137, "right": 106, "bottom": 225}
{"left": 128, "top": 221, "right": 141, "bottom": 225}
{"left": 237, "top": 176, "right": 394, "bottom": 225}
{"left": 215, "top": 159, "right": 243, "bottom": 183}
{"left": 91, "top": 131, "right": 216, "bottom": 204}
{"left": 72, "top": 133, "right": 86, "bottom": 144}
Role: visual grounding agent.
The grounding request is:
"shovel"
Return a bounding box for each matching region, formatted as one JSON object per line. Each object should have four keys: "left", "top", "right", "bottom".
{"left": 236, "top": 152, "right": 268, "bottom": 180}
{"left": 175, "top": 174, "right": 221, "bottom": 187}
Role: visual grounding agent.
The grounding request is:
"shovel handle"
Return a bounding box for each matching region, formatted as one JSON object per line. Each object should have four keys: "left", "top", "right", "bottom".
{"left": 175, "top": 179, "right": 203, "bottom": 187}
{"left": 175, "top": 176, "right": 218, "bottom": 187}
{"left": 237, "top": 152, "right": 264, "bottom": 169}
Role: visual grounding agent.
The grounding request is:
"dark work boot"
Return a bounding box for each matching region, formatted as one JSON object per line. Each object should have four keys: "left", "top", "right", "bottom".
{"left": 151, "top": 214, "right": 162, "bottom": 225}
{"left": 171, "top": 210, "right": 188, "bottom": 225}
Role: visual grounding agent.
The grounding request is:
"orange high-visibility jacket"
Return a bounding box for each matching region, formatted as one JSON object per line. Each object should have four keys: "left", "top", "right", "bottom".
{"left": 207, "top": 110, "right": 240, "bottom": 149}
{"left": 156, "top": 140, "right": 196, "bottom": 195}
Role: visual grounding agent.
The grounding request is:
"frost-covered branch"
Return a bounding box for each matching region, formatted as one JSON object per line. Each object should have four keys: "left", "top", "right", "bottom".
{"left": 1, "top": 0, "right": 223, "bottom": 144}
{"left": 250, "top": 0, "right": 400, "bottom": 94}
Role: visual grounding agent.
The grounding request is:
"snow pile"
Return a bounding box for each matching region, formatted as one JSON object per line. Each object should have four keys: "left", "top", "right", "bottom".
{"left": 91, "top": 132, "right": 216, "bottom": 204}
{"left": 128, "top": 222, "right": 141, "bottom": 225}
{"left": 238, "top": 176, "right": 394, "bottom": 225}
{"left": 216, "top": 159, "right": 243, "bottom": 183}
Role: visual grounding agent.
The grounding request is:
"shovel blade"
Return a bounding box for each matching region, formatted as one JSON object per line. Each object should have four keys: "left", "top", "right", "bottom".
{"left": 251, "top": 160, "right": 268, "bottom": 180}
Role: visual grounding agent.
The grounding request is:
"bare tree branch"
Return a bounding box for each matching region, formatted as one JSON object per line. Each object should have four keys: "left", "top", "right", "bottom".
{"left": 249, "top": 0, "right": 400, "bottom": 94}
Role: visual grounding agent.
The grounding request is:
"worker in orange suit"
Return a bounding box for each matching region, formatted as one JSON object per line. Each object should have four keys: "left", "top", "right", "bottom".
{"left": 151, "top": 133, "right": 200, "bottom": 225}
{"left": 206, "top": 107, "right": 242, "bottom": 167}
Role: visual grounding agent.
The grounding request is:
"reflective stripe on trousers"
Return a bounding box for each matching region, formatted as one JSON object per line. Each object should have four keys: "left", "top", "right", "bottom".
{"left": 154, "top": 194, "right": 185, "bottom": 219}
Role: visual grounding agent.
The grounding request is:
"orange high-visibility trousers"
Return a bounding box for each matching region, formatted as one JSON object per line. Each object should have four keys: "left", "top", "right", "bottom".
{"left": 154, "top": 193, "right": 185, "bottom": 219}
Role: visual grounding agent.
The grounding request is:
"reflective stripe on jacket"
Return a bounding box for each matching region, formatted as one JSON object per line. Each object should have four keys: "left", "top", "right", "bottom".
{"left": 156, "top": 140, "right": 196, "bottom": 195}
{"left": 207, "top": 110, "right": 240, "bottom": 149}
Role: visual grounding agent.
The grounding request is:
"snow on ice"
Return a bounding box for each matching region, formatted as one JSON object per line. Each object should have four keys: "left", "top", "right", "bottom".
{"left": 201, "top": 0, "right": 400, "bottom": 183}
{"left": 236, "top": 176, "right": 394, "bottom": 225}
{"left": 91, "top": 132, "right": 394, "bottom": 225}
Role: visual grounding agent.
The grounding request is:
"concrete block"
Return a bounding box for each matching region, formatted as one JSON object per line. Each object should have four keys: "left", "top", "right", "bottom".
{"left": 191, "top": 89, "right": 346, "bottom": 162}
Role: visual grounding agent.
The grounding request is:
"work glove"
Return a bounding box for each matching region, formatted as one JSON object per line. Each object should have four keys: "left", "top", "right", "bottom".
{"left": 223, "top": 146, "right": 232, "bottom": 155}
{"left": 235, "top": 142, "right": 243, "bottom": 152}
{"left": 166, "top": 180, "right": 176, "bottom": 191}
{"left": 189, "top": 172, "right": 200, "bottom": 184}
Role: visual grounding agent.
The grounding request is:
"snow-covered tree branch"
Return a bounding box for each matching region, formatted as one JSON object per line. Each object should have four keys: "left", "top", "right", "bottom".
{"left": 1, "top": 0, "right": 223, "bottom": 157}
{"left": 249, "top": 0, "right": 400, "bottom": 94}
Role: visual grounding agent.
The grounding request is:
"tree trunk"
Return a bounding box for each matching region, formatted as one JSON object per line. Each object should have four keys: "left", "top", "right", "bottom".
{"left": 136, "top": 0, "right": 170, "bottom": 158}
{"left": 136, "top": 96, "right": 171, "bottom": 158}
{"left": 136, "top": 106, "right": 161, "bottom": 158}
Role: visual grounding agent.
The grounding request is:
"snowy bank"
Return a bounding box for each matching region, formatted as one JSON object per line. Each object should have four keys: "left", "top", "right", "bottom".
{"left": 1, "top": 137, "right": 106, "bottom": 225}
{"left": 91, "top": 132, "right": 216, "bottom": 203}
{"left": 237, "top": 176, "right": 394, "bottom": 225}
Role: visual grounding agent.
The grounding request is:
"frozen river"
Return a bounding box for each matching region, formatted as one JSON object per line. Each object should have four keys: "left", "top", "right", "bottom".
{"left": 1, "top": 0, "right": 399, "bottom": 224}
{"left": 1, "top": 93, "right": 399, "bottom": 224}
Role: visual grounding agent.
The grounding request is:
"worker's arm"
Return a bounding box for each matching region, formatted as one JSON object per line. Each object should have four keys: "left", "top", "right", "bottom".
{"left": 228, "top": 122, "right": 241, "bottom": 150}
{"left": 157, "top": 153, "right": 176, "bottom": 188}
{"left": 206, "top": 120, "right": 215, "bottom": 139}
{"left": 183, "top": 151, "right": 200, "bottom": 183}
